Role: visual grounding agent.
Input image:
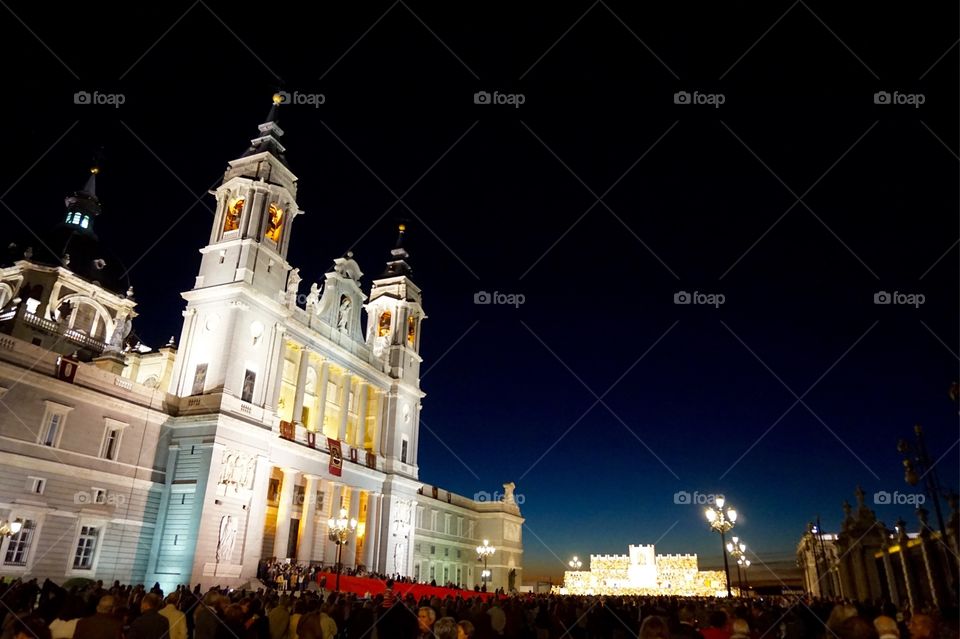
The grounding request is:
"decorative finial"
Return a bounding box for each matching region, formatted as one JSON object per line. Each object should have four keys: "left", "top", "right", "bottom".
{"left": 346, "top": 250, "right": 354, "bottom": 259}
{"left": 126, "top": 286, "right": 134, "bottom": 298}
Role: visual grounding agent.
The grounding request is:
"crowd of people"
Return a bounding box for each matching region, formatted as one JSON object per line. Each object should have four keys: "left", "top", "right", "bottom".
{"left": 0, "top": 575, "right": 957, "bottom": 639}
{"left": 257, "top": 560, "right": 494, "bottom": 594}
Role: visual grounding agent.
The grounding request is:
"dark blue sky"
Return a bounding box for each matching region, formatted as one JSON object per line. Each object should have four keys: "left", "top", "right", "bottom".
{"left": 2, "top": 1, "right": 957, "bottom": 582}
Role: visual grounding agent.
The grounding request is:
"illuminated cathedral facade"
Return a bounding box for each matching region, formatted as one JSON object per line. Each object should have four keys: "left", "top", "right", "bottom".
{"left": 0, "top": 98, "right": 523, "bottom": 593}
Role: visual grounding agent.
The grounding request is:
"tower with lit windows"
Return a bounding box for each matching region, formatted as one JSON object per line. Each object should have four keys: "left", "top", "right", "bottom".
{"left": 167, "top": 95, "right": 303, "bottom": 403}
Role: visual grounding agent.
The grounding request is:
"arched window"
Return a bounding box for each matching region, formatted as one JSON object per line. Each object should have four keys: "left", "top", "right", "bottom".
{"left": 265, "top": 203, "right": 284, "bottom": 242}
{"left": 223, "top": 198, "right": 244, "bottom": 232}
{"left": 378, "top": 310, "right": 392, "bottom": 337}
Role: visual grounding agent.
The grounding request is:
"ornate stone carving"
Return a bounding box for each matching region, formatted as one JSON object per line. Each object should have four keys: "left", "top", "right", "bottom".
{"left": 219, "top": 449, "right": 257, "bottom": 492}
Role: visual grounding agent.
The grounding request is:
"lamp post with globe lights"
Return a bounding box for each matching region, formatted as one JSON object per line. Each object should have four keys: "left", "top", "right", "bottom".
{"left": 477, "top": 539, "right": 495, "bottom": 589}
{"left": 569, "top": 556, "right": 582, "bottom": 570}
{"left": 726, "top": 536, "right": 747, "bottom": 592}
{"left": 705, "top": 496, "right": 737, "bottom": 597}
{"left": 738, "top": 557, "right": 751, "bottom": 592}
{"left": 0, "top": 518, "right": 21, "bottom": 538}
{"left": 327, "top": 507, "right": 357, "bottom": 592}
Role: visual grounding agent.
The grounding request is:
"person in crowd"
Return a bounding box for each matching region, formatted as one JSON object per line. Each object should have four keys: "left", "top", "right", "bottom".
{"left": 194, "top": 592, "right": 222, "bottom": 639}
{"left": 267, "top": 596, "right": 290, "bottom": 639}
{"left": 457, "top": 619, "right": 476, "bottom": 639}
{"left": 296, "top": 603, "right": 337, "bottom": 639}
{"left": 74, "top": 595, "right": 121, "bottom": 639}
{"left": 434, "top": 616, "right": 459, "bottom": 639}
{"left": 874, "top": 615, "right": 900, "bottom": 639}
{"left": 288, "top": 600, "right": 306, "bottom": 639}
{"left": 908, "top": 614, "right": 937, "bottom": 639}
{"left": 730, "top": 617, "right": 751, "bottom": 639}
{"left": 127, "top": 594, "right": 169, "bottom": 639}
{"left": 48, "top": 598, "right": 84, "bottom": 639}
{"left": 12, "top": 618, "right": 51, "bottom": 639}
{"left": 158, "top": 592, "right": 187, "bottom": 639}
{"left": 674, "top": 605, "right": 706, "bottom": 639}
{"left": 642, "top": 616, "right": 673, "bottom": 639}
{"left": 417, "top": 606, "right": 437, "bottom": 639}
{"left": 701, "top": 610, "right": 730, "bottom": 639}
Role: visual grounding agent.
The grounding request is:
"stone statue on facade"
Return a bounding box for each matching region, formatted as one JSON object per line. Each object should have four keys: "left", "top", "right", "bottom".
{"left": 217, "top": 515, "right": 238, "bottom": 563}
{"left": 305, "top": 283, "right": 320, "bottom": 312}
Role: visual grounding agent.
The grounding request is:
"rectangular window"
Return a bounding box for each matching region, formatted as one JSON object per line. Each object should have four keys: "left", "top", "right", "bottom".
{"left": 192, "top": 363, "right": 208, "bottom": 396}
{"left": 267, "top": 478, "right": 280, "bottom": 502}
{"left": 429, "top": 565, "right": 435, "bottom": 579}
{"left": 430, "top": 545, "right": 435, "bottom": 555}
{"left": 414, "top": 563, "right": 421, "bottom": 581}
{"left": 3, "top": 520, "right": 35, "bottom": 566}
{"left": 416, "top": 507, "right": 423, "bottom": 529}
{"left": 444, "top": 514, "right": 451, "bottom": 534}
{"left": 41, "top": 413, "right": 63, "bottom": 447}
{"left": 457, "top": 549, "right": 461, "bottom": 559}
{"left": 400, "top": 438, "right": 408, "bottom": 463}
{"left": 430, "top": 510, "right": 438, "bottom": 531}
{"left": 73, "top": 526, "right": 99, "bottom": 569}
{"left": 315, "top": 490, "right": 324, "bottom": 513}
{"left": 26, "top": 477, "right": 45, "bottom": 495}
{"left": 293, "top": 485, "right": 306, "bottom": 506}
{"left": 444, "top": 547, "right": 449, "bottom": 557}
{"left": 443, "top": 566, "right": 449, "bottom": 582}
{"left": 100, "top": 420, "right": 126, "bottom": 460}
{"left": 241, "top": 369, "right": 256, "bottom": 403}
{"left": 92, "top": 488, "right": 107, "bottom": 505}
{"left": 458, "top": 517, "right": 464, "bottom": 537}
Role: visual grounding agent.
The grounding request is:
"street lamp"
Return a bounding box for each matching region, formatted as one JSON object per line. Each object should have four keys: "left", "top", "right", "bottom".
{"left": 705, "top": 496, "right": 738, "bottom": 597}
{"left": 898, "top": 425, "right": 948, "bottom": 537}
{"left": 737, "top": 557, "right": 751, "bottom": 593}
{"left": 327, "top": 507, "right": 357, "bottom": 592}
{"left": 726, "top": 536, "right": 746, "bottom": 593}
{"left": 569, "top": 556, "right": 582, "bottom": 570}
{"left": 0, "top": 518, "right": 21, "bottom": 538}
{"left": 477, "top": 539, "right": 495, "bottom": 589}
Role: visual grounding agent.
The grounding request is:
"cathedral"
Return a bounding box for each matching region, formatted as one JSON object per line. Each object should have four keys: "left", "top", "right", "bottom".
{"left": 0, "top": 96, "right": 523, "bottom": 594}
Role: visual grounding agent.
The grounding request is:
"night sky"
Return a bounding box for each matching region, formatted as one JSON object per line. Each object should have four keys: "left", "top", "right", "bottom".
{"left": 2, "top": 2, "right": 957, "bottom": 584}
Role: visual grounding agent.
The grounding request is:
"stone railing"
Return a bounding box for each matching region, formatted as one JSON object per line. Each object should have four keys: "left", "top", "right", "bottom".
{"left": 22, "top": 312, "right": 107, "bottom": 352}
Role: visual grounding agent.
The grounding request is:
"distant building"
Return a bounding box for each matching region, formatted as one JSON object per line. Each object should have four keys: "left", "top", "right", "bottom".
{"left": 0, "top": 97, "right": 522, "bottom": 593}
{"left": 557, "top": 544, "right": 727, "bottom": 596}
{"left": 796, "top": 486, "right": 958, "bottom": 609}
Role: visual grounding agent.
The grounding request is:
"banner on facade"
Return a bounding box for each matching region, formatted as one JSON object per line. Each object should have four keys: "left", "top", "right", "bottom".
{"left": 366, "top": 451, "right": 376, "bottom": 469}
{"left": 56, "top": 356, "right": 78, "bottom": 383}
{"left": 328, "top": 438, "right": 343, "bottom": 476}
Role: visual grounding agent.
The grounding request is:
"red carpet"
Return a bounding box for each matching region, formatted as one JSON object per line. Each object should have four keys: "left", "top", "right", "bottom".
{"left": 315, "top": 572, "right": 497, "bottom": 601}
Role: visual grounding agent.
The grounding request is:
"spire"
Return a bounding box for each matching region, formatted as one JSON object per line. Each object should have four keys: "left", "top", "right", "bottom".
{"left": 241, "top": 93, "right": 288, "bottom": 166}
{"left": 63, "top": 165, "right": 102, "bottom": 231}
{"left": 382, "top": 223, "right": 412, "bottom": 277}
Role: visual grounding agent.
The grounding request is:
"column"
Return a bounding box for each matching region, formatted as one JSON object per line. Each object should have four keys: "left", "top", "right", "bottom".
{"left": 338, "top": 375, "right": 352, "bottom": 441}
{"left": 344, "top": 488, "right": 361, "bottom": 569}
{"left": 241, "top": 456, "right": 272, "bottom": 577}
{"left": 323, "top": 484, "right": 343, "bottom": 569}
{"left": 354, "top": 382, "right": 368, "bottom": 447}
{"left": 881, "top": 545, "right": 900, "bottom": 607}
{"left": 371, "top": 392, "right": 385, "bottom": 456}
{"left": 900, "top": 542, "right": 917, "bottom": 611}
{"left": 362, "top": 492, "right": 380, "bottom": 571}
{"left": 297, "top": 474, "right": 320, "bottom": 563}
{"left": 316, "top": 362, "right": 330, "bottom": 435}
{"left": 292, "top": 347, "right": 310, "bottom": 425}
{"left": 273, "top": 468, "right": 300, "bottom": 559}
{"left": 267, "top": 329, "right": 287, "bottom": 410}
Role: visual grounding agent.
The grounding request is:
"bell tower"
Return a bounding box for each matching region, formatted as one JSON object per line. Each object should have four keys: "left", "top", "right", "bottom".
{"left": 365, "top": 225, "right": 426, "bottom": 474}
{"left": 168, "top": 96, "right": 303, "bottom": 401}
{"left": 194, "top": 94, "right": 302, "bottom": 298}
